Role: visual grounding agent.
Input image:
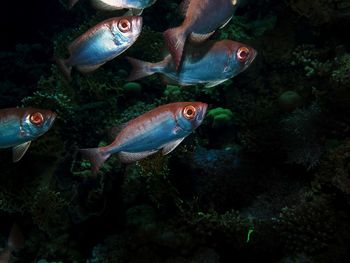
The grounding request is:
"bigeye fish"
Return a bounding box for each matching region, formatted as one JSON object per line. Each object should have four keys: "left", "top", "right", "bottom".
{"left": 164, "top": 0, "right": 240, "bottom": 69}
{"left": 56, "top": 16, "right": 142, "bottom": 81}
{"left": 126, "top": 39, "right": 257, "bottom": 87}
{"left": 69, "top": 0, "right": 157, "bottom": 15}
{"left": 80, "top": 102, "right": 207, "bottom": 174}
{"left": 0, "top": 108, "right": 56, "bottom": 162}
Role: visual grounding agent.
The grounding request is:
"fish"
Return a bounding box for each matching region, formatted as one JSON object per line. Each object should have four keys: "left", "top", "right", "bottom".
{"left": 80, "top": 102, "right": 208, "bottom": 175}
{"left": 163, "top": 0, "right": 240, "bottom": 69}
{"left": 0, "top": 107, "right": 56, "bottom": 162}
{"left": 69, "top": 0, "right": 157, "bottom": 15}
{"left": 126, "top": 39, "right": 257, "bottom": 87}
{"left": 56, "top": 16, "right": 143, "bottom": 81}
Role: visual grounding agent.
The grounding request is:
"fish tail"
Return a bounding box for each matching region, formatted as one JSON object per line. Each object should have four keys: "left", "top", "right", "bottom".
{"left": 55, "top": 56, "right": 72, "bottom": 82}
{"left": 80, "top": 148, "right": 110, "bottom": 176}
{"left": 126, "top": 56, "right": 156, "bottom": 81}
{"left": 163, "top": 26, "right": 187, "bottom": 70}
{"left": 68, "top": 0, "right": 80, "bottom": 9}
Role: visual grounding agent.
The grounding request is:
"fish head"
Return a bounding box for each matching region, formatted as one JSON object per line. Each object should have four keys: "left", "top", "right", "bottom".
{"left": 226, "top": 41, "right": 257, "bottom": 75}
{"left": 175, "top": 102, "right": 208, "bottom": 132}
{"left": 110, "top": 16, "right": 143, "bottom": 43}
{"left": 20, "top": 108, "right": 56, "bottom": 139}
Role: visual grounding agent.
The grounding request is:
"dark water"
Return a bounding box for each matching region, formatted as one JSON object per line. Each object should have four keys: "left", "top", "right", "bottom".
{"left": 1, "top": 0, "right": 350, "bottom": 262}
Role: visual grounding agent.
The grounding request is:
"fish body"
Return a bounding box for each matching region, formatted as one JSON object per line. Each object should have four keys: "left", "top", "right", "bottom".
{"left": 56, "top": 16, "right": 142, "bottom": 81}
{"left": 69, "top": 0, "right": 157, "bottom": 13}
{"left": 81, "top": 102, "right": 207, "bottom": 174}
{"left": 127, "top": 40, "right": 257, "bottom": 87}
{"left": 164, "top": 0, "right": 239, "bottom": 68}
{"left": 0, "top": 108, "right": 56, "bottom": 162}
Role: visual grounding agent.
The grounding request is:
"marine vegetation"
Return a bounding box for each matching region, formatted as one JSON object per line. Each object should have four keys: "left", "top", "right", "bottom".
{"left": 1, "top": 0, "right": 350, "bottom": 262}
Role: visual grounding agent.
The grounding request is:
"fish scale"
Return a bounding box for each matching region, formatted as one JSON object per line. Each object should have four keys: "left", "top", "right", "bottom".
{"left": 81, "top": 102, "right": 207, "bottom": 175}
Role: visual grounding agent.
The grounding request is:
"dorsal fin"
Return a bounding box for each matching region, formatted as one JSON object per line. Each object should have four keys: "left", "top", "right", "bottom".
{"left": 179, "top": 0, "right": 191, "bottom": 16}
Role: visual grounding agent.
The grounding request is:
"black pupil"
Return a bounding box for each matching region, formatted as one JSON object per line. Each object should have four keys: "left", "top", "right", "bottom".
{"left": 122, "top": 22, "right": 128, "bottom": 28}
{"left": 187, "top": 109, "right": 193, "bottom": 115}
{"left": 240, "top": 51, "right": 247, "bottom": 58}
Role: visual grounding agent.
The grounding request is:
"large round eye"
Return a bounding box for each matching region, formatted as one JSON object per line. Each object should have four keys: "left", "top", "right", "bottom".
{"left": 237, "top": 47, "right": 250, "bottom": 62}
{"left": 183, "top": 105, "right": 197, "bottom": 120}
{"left": 30, "top": 112, "right": 44, "bottom": 126}
{"left": 118, "top": 19, "right": 131, "bottom": 33}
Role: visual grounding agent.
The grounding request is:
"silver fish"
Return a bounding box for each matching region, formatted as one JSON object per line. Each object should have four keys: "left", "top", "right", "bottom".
{"left": 56, "top": 16, "right": 142, "bottom": 81}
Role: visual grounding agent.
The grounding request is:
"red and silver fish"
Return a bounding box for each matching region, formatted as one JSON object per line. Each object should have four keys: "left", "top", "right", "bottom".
{"left": 163, "top": 0, "right": 239, "bottom": 69}
{"left": 81, "top": 102, "right": 207, "bottom": 175}
{"left": 56, "top": 16, "right": 142, "bottom": 81}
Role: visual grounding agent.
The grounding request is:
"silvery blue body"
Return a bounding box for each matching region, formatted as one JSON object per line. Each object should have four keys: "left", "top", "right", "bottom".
{"left": 106, "top": 112, "right": 190, "bottom": 154}
{"left": 66, "top": 16, "right": 142, "bottom": 68}
{"left": 68, "top": 26, "right": 131, "bottom": 66}
{"left": 0, "top": 108, "right": 55, "bottom": 148}
{"left": 92, "top": 0, "right": 156, "bottom": 9}
{"left": 158, "top": 44, "right": 243, "bottom": 85}
{"left": 189, "top": 0, "right": 237, "bottom": 34}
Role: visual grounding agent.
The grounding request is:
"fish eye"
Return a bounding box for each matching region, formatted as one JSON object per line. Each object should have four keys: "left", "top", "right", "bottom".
{"left": 118, "top": 19, "right": 131, "bottom": 33}
{"left": 30, "top": 112, "right": 44, "bottom": 126}
{"left": 237, "top": 47, "right": 250, "bottom": 62}
{"left": 183, "top": 105, "right": 197, "bottom": 120}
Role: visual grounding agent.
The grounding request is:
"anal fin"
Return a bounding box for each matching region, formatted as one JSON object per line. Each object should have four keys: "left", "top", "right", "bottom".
{"left": 77, "top": 63, "right": 105, "bottom": 73}
{"left": 13, "top": 141, "right": 31, "bottom": 162}
{"left": 118, "top": 150, "right": 158, "bottom": 163}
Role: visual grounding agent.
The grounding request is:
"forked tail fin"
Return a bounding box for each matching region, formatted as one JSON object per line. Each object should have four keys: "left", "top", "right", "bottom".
{"left": 126, "top": 56, "right": 156, "bottom": 81}
{"left": 80, "top": 148, "right": 110, "bottom": 176}
{"left": 55, "top": 56, "right": 72, "bottom": 82}
{"left": 163, "top": 26, "right": 187, "bottom": 70}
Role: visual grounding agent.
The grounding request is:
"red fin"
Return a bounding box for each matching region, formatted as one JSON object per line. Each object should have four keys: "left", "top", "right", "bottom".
{"left": 126, "top": 56, "right": 154, "bottom": 81}
{"left": 55, "top": 56, "right": 72, "bottom": 82}
{"left": 163, "top": 26, "right": 187, "bottom": 70}
{"left": 68, "top": 0, "right": 80, "bottom": 9}
{"left": 80, "top": 148, "right": 110, "bottom": 176}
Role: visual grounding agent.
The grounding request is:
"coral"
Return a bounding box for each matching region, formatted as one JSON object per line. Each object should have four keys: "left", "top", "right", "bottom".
{"left": 275, "top": 195, "right": 335, "bottom": 254}
{"left": 27, "top": 186, "right": 69, "bottom": 236}
{"left": 316, "top": 140, "right": 350, "bottom": 197}
{"left": 290, "top": 45, "right": 332, "bottom": 78}
{"left": 278, "top": 91, "right": 302, "bottom": 112}
{"left": 122, "top": 82, "right": 142, "bottom": 96}
{"left": 280, "top": 103, "right": 324, "bottom": 169}
{"left": 207, "top": 107, "right": 234, "bottom": 129}
{"left": 287, "top": 0, "right": 350, "bottom": 26}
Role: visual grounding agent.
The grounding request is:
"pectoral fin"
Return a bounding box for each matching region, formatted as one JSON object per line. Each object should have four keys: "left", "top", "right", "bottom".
{"left": 13, "top": 141, "right": 31, "bottom": 162}
{"left": 118, "top": 150, "right": 158, "bottom": 163}
{"left": 162, "top": 138, "right": 185, "bottom": 155}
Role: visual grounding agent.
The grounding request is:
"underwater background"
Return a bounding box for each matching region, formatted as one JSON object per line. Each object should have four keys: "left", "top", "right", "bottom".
{"left": 1, "top": 0, "right": 350, "bottom": 262}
